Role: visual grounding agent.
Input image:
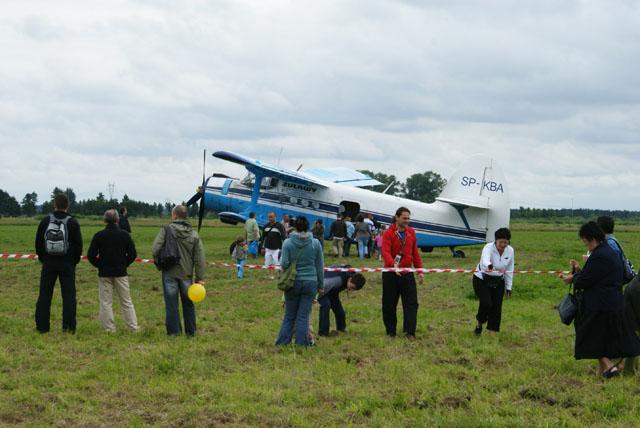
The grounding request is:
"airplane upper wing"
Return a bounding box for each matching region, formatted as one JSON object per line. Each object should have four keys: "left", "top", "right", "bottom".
{"left": 213, "top": 151, "right": 327, "bottom": 188}
{"left": 303, "top": 168, "right": 383, "bottom": 188}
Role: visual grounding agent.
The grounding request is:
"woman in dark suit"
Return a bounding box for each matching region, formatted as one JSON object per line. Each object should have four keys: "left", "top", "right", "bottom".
{"left": 561, "top": 222, "right": 640, "bottom": 378}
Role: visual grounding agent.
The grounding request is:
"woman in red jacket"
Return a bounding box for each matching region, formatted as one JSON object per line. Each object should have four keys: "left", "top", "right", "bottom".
{"left": 381, "top": 207, "right": 424, "bottom": 340}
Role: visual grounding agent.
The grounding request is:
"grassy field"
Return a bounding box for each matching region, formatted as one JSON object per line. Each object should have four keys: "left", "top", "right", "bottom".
{"left": 1, "top": 218, "right": 639, "bottom": 427}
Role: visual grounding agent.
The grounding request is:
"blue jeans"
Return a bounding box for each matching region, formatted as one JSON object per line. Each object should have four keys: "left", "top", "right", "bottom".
{"left": 162, "top": 273, "right": 196, "bottom": 336}
{"left": 276, "top": 280, "right": 317, "bottom": 346}
{"left": 357, "top": 237, "right": 370, "bottom": 259}
{"left": 237, "top": 259, "right": 246, "bottom": 279}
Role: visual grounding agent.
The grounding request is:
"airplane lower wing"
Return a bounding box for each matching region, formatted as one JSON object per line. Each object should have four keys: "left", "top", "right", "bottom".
{"left": 218, "top": 211, "right": 247, "bottom": 225}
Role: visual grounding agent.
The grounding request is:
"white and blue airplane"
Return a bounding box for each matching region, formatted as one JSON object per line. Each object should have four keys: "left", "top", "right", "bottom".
{"left": 186, "top": 150, "right": 510, "bottom": 257}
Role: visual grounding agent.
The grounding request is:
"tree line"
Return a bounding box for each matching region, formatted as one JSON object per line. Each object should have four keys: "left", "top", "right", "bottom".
{"left": 2, "top": 184, "right": 640, "bottom": 220}
{"left": 0, "top": 187, "right": 198, "bottom": 218}
{"left": 511, "top": 207, "right": 640, "bottom": 221}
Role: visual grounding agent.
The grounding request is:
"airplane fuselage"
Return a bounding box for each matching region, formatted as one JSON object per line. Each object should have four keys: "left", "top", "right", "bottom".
{"left": 204, "top": 176, "right": 489, "bottom": 250}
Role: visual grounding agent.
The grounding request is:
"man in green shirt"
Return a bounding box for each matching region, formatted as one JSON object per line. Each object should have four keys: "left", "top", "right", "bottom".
{"left": 244, "top": 212, "right": 261, "bottom": 258}
{"left": 152, "top": 205, "right": 205, "bottom": 336}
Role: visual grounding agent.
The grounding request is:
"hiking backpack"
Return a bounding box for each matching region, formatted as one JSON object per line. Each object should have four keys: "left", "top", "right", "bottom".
{"left": 44, "top": 214, "right": 71, "bottom": 256}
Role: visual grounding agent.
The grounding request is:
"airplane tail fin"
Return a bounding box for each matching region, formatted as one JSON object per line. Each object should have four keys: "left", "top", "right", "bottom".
{"left": 436, "top": 155, "right": 510, "bottom": 242}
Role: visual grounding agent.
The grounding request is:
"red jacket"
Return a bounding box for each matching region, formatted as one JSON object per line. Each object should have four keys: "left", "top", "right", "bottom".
{"left": 382, "top": 224, "right": 423, "bottom": 270}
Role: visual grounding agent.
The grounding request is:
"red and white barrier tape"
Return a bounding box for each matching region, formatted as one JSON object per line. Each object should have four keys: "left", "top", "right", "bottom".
{"left": 210, "top": 261, "right": 569, "bottom": 275}
{"left": 0, "top": 253, "right": 569, "bottom": 275}
{"left": 0, "top": 253, "right": 155, "bottom": 264}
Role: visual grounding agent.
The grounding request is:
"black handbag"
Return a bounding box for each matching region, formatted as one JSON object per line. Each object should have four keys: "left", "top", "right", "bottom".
{"left": 558, "top": 284, "right": 579, "bottom": 326}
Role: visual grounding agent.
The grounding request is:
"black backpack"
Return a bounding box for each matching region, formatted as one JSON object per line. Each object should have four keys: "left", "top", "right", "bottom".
{"left": 155, "top": 226, "right": 180, "bottom": 271}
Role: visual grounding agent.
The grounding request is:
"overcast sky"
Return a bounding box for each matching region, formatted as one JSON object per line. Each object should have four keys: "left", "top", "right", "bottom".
{"left": 1, "top": 0, "right": 639, "bottom": 210}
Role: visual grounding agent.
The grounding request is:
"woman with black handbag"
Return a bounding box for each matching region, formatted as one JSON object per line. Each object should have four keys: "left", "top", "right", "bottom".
{"left": 472, "top": 228, "right": 514, "bottom": 336}
{"left": 275, "top": 216, "right": 325, "bottom": 347}
{"left": 560, "top": 222, "right": 640, "bottom": 378}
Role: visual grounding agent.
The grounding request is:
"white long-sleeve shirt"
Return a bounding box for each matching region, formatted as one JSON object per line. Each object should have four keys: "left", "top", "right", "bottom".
{"left": 474, "top": 242, "right": 515, "bottom": 291}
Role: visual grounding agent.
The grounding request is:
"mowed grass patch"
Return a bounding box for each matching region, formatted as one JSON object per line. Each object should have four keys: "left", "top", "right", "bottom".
{"left": 1, "top": 219, "right": 640, "bottom": 427}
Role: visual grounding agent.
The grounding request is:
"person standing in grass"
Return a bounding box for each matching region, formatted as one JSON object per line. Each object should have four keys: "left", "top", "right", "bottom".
{"left": 232, "top": 237, "right": 248, "bottom": 279}
{"left": 354, "top": 214, "right": 371, "bottom": 259}
{"left": 118, "top": 206, "right": 132, "bottom": 234}
{"left": 261, "top": 212, "right": 287, "bottom": 279}
{"left": 312, "top": 219, "right": 325, "bottom": 253}
{"left": 244, "top": 212, "right": 261, "bottom": 259}
{"left": 560, "top": 221, "right": 640, "bottom": 378}
{"left": 343, "top": 216, "right": 355, "bottom": 257}
{"left": 276, "top": 216, "right": 324, "bottom": 347}
{"left": 381, "top": 207, "right": 424, "bottom": 340}
{"left": 152, "top": 205, "right": 205, "bottom": 337}
{"left": 87, "top": 209, "right": 139, "bottom": 332}
{"left": 472, "top": 228, "right": 515, "bottom": 337}
{"left": 596, "top": 216, "right": 640, "bottom": 375}
{"left": 329, "top": 215, "right": 347, "bottom": 258}
{"left": 34, "top": 193, "right": 83, "bottom": 334}
{"left": 623, "top": 275, "right": 640, "bottom": 375}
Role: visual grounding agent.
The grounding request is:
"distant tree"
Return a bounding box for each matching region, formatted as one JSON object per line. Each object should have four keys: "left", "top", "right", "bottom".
{"left": 358, "top": 170, "right": 404, "bottom": 196}
{"left": 21, "top": 192, "right": 38, "bottom": 216}
{"left": 42, "top": 187, "right": 76, "bottom": 213}
{"left": 0, "top": 189, "right": 21, "bottom": 216}
{"left": 157, "top": 203, "right": 164, "bottom": 217}
{"left": 188, "top": 202, "right": 199, "bottom": 218}
{"left": 164, "top": 202, "right": 174, "bottom": 216}
{"left": 404, "top": 171, "right": 447, "bottom": 203}
{"left": 64, "top": 188, "right": 76, "bottom": 208}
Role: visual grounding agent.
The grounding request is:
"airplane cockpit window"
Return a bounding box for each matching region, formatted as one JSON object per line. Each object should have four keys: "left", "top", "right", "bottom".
{"left": 241, "top": 174, "right": 279, "bottom": 190}
{"left": 261, "top": 178, "right": 279, "bottom": 190}
{"left": 241, "top": 173, "right": 255, "bottom": 188}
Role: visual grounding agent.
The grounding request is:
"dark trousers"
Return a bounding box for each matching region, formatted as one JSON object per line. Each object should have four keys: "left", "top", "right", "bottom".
{"left": 624, "top": 277, "right": 640, "bottom": 374}
{"left": 343, "top": 239, "right": 353, "bottom": 257}
{"left": 162, "top": 273, "right": 196, "bottom": 336}
{"left": 473, "top": 275, "right": 505, "bottom": 332}
{"left": 318, "top": 291, "right": 346, "bottom": 336}
{"left": 382, "top": 272, "right": 418, "bottom": 336}
{"left": 35, "top": 262, "right": 77, "bottom": 333}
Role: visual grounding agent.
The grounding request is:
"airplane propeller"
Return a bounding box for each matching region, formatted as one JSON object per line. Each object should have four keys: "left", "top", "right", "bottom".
{"left": 186, "top": 149, "right": 209, "bottom": 232}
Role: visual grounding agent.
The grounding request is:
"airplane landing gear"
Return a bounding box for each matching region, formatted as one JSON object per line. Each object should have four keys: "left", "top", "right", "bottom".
{"left": 450, "top": 247, "right": 466, "bottom": 258}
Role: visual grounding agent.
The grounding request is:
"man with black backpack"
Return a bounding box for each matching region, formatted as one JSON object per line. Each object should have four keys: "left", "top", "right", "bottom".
{"left": 152, "top": 205, "right": 205, "bottom": 336}
{"left": 34, "top": 193, "right": 83, "bottom": 334}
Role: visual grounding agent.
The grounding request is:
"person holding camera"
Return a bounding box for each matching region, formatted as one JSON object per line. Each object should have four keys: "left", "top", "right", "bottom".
{"left": 472, "top": 228, "right": 514, "bottom": 337}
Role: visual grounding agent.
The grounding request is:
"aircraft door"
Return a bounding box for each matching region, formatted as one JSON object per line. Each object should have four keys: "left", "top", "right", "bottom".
{"left": 339, "top": 201, "right": 360, "bottom": 219}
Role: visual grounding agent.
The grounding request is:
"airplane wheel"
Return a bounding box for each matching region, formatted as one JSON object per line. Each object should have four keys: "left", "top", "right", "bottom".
{"left": 453, "top": 250, "right": 466, "bottom": 258}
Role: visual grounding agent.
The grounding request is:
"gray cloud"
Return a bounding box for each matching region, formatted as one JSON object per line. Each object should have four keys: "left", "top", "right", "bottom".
{"left": 0, "top": 0, "right": 639, "bottom": 209}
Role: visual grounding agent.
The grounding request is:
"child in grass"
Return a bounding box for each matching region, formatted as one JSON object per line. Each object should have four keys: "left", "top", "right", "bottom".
{"left": 232, "top": 237, "right": 248, "bottom": 279}
{"left": 374, "top": 226, "right": 386, "bottom": 261}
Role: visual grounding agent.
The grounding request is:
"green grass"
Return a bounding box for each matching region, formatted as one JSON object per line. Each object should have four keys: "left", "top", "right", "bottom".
{"left": 1, "top": 218, "right": 640, "bottom": 427}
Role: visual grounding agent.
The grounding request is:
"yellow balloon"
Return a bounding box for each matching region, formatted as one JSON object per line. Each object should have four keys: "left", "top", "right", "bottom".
{"left": 188, "top": 283, "right": 206, "bottom": 303}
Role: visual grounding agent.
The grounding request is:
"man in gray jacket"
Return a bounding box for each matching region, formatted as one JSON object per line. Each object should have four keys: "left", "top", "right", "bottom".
{"left": 152, "top": 205, "right": 206, "bottom": 336}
